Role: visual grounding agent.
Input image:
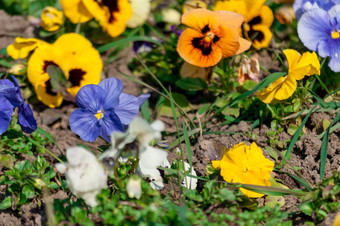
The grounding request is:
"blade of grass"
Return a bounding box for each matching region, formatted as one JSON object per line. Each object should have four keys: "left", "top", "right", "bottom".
{"left": 160, "top": 167, "right": 306, "bottom": 196}
{"left": 183, "top": 123, "right": 193, "bottom": 173}
{"left": 36, "top": 127, "right": 63, "bottom": 156}
{"left": 317, "top": 123, "right": 340, "bottom": 139}
{"left": 320, "top": 113, "right": 340, "bottom": 180}
{"left": 285, "top": 104, "right": 318, "bottom": 159}
{"left": 135, "top": 54, "right": 195, "bottom": 128}
{"left": 314, "top": 74, "right": 329, "bottom": 94}
{"left": 212, "top": 72, "right": 286, "bottom": 118}
{"left": 118, "top": 71, "right": 193, "bottom": 126}
{"left": 276, "top": 170, "right": 312, "bottom": 191}
{"left": 97, "top": 36, "right": 162, "bottom": 53}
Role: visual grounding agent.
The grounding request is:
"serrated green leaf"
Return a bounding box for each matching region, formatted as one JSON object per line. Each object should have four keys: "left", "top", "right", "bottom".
{"left": 0, "top": 196, "right": 12, "bottom": 210}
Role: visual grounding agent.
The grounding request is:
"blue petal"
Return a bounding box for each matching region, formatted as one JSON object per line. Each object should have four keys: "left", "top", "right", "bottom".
{"left": 328, "top": 55, "right": 340, "bottom": 72}
{"left": 99, "top": 110, "right": 124, "bottom": 141}
{"left": 297, "top": 8, "right": 334, "bottom": 55}
{"left": 0, "top": 79, "right": 23, "bottom": 107}
{"left": 98, "top": 78, "right": 123, "bottom": 110}
{"left": 137, "top": 93, "right": 151, "bottom": 107}
{"left": 18, "top": 103, "right": 37, "bottom": 134}
{"left": 76, "top": 85, "right": 106, "bottom": 113}
{"left": 69, "top": 109, "right": 101, "bottom": 142}
{"left": 115, "top": 93, "right": 140, "bottom": 125}
{"left": 0, "top": 97, "right": 13, "bottom": 135}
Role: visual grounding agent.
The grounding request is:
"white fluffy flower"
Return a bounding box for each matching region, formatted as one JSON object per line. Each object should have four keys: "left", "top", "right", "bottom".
{"left": 126, "top": 176, "right": 142, "bottom": 199}
{"left": 55, "top": 146, "right": 107, "bottom": 207}
{"left": 138, "top": 145, "right": 170, "bottom": 190}
{"left": 100, "top": 117, "right": 169, "bottom": 190}
{"left": 181, "top": 162, "right": 198, "bottom": 190}
{"left": 126, "top": 0, "right": 151, "bottom": 28}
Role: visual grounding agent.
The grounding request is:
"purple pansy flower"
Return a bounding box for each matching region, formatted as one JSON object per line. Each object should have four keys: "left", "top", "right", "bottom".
{"left": 293, "top": 0, "right": 339, "bottom": 19}
{"left": 0, "top": 76, "right": 37, "bottom": 134}
{"left": 69, "top": 77, "right": 150, "bottom": 142}
{"left": 297, "top": 6, "right": 340, "bottom": 72}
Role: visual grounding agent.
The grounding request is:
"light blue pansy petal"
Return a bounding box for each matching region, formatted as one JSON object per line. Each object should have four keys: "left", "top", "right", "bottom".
{"left": 98, "top": 78, "right": 123, "bottom": 110}
{"left": 137, "top": 93, "right": 151, "bottom": 107}
{"left": 69, "top": 109, "right": 101, "bottom": 142}
{"left": 115, "top": 93, "right": 140, "bottom": 125}
{"left": 328, "top": 55, "right": 340, "bottom": 72}
{"left": 99, "top": 110, "right": 124, "bottom": 142}
{"left": 0, "top": 97, "right": 13, "bottom": 135}
{"left": 18, "top": 103, "right": 37, "bottom": 134}
{"left": 298, "top": 8, "right": 333, "bottom": 54}
{"left": 75, "top": 84, "right": 106, "bottom": 113}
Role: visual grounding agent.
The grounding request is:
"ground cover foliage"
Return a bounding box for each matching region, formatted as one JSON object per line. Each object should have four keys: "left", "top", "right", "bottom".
{"left": 0, "top": 0, "right": 340, "bottom": 225}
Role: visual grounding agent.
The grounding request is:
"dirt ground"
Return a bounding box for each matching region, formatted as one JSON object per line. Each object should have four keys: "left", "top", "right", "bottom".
{"left": 0, "top": 10, "right": 339, "bottom": 225}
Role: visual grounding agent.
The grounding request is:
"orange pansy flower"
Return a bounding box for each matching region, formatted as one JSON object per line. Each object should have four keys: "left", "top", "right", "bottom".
{"left": 177, "top": 9, "right": 251, "bottom": 67}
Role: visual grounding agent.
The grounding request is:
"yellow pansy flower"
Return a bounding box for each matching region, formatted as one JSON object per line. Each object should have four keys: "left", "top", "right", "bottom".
{"left": 214, "top": 0, "right": 274, "bottom": 49}
{"left": 212, "top": 142, "right": 274, "bottom": 198}
{"left": 256, "top": 49, "right": 320, "bottom": 104}
{"left": 27, "top": 33, "right": 102, "bottom": 108}
{"left": 82, "top": 0, "right": 132, "bottom": 37}
{"left": 40, "top": 7, "right": 64, "bottom": 32}
{"left": 7, "top": 37, "right": 48, "bottom": 60}
{"left": 60, "top": 0, "right": 93, "bottom": 24}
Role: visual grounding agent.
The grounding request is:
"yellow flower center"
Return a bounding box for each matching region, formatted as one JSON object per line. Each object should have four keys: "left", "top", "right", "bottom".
{"left": 332, "top": 30, "right": 340, "bottom": 39}
{"left": 203, "top": 32, "right": 214, "bottom": 43}
{"left": 95, "top": 110, "right": 104, "bottom": 120}
{"left": 243, "top": 23, "right": 250, "bottom": 31}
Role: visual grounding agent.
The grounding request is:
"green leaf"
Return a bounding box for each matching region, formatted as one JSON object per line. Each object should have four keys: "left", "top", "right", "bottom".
{"left": 197, "top": 104, "right": 210, "bottom": 115}
{"left": 183, "top": 123, "right": 193, "bottom": 173}
{"left": 157, "top": 93, "right": 191, "bottom": 117}
{"left": 0, "top": 196, "right": 12, "bottom": 210}
{"left": 0, "top": 48, "right": 8, "bottom": 55}
{"left": 175, "top": 78, "right": 207, "bottom": 91}
{"left": 0, "top": 59, "right": 11, "bottom": 68}
{"left": 287, "top": 124, "right": 299, "bottom": 136}
{"left": 46, "top": 65, "right": 71, "bottom": 93}
{"left": 22, "top": 184, "right": 36, "bottom": 199}
{"left": 0, "top": 154, "right": 15, "bottom": 169}
{"left": 241, "top": 80, "right": 258, "bottom": 91}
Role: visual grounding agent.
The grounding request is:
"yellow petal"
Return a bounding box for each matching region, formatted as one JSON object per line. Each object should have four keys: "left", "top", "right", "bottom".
{"left": 211, "top": 160, "right": 221, "bottom": 169}
{"left": 248, "top": 24, "right": 272, "bottom": 49}
{"left": 258, "top": 5, "right": 274, "bottom": 27}
{"left": 7, "top": 37, "right": 48, "bottom": 60}
{"left": 60, "top": 0, "right": 92, "bottom": 23}
{"left": 256, "top": 77, "right": 285, "bottom": 103}
{"left": 274, "top": 76, "right": 297, "bottom": 100}
{"left": 82, "top": 0, "right": 132, "bottom": 37}
{"left": 284, "top": 49, "right": 320, "bottom": 80}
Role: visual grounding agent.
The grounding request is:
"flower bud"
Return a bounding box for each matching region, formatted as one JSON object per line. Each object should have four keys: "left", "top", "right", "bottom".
{"left": 40, "top": 7, "right": 63, "bottom": 32}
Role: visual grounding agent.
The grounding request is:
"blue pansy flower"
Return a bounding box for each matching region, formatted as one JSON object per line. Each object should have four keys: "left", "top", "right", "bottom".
{"left": 0, "top": 76, "right": 37, "bottom": 134}
{"left": 297, "top": 6, "right": 340, "bottom": 72}
{"left": 69, "top": 77, "right": 150, "bottom": 142}
{"left": 293, "top": 0, "right": 339, "bottom": 19}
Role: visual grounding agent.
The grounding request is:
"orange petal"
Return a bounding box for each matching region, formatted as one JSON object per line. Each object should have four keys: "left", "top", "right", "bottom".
{"left": 181, "top": 8, "right": 218, "bottom": 32}
{"left": 214, "top": 25, "right": 240, "bottom": 58}
{"left": 177, "top": 28, "right": 222, "bottom": 67}
{"left": 214, "top": 10, "right": 244, "bottom": 29}
{"left": 236, "top": 37, "right": 251, "bottom": 54}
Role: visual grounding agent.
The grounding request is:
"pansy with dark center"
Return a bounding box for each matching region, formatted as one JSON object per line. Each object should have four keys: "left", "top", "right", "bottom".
{"left": 177, "top": 9, "right": 251, "bottom": 67}
{"left": 214, "top": 0, "right": 274, "bottom": 49}
{"left": 69, "top": 78, "right": 150, "bottom": 142}
{"left": 82, "top": 0, "right": 132, "bottom": 37}
{"left": 27, "top": 33, "right": 102, "bottom": 108}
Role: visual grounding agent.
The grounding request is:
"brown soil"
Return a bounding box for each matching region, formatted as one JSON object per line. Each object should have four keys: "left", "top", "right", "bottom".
{"left": 0, "top": 9, "right": 339, "bottom": 226}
